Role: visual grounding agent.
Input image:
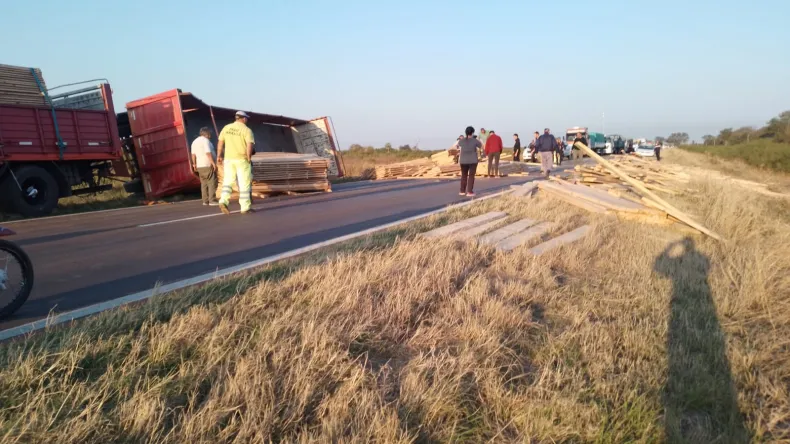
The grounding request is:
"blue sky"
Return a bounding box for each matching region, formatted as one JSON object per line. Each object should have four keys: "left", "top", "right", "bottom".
{"left": 3, "top": 0, "right": 789, "bottom": 148}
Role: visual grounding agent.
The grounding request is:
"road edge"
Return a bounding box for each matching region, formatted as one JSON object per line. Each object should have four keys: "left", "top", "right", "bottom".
{"left": 0, "top": 188, "right": 513, "bottom": 342}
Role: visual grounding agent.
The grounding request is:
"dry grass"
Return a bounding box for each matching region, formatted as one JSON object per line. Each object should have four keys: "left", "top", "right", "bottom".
{"left": 0, "top": 153, "right": 789, "bottom": 442}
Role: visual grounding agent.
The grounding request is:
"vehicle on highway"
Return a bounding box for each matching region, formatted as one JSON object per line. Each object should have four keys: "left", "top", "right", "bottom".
{"left": 565, "top": 127, "right": 607, "bottom": 156}
{"left": 0, "top": 226, "right": 34, "bottom": 319}
{"left": 0, "top": 64, "right": 346, "bottom": 217}
{"left": 0, "top": 81, "right": 126, "bottom": 217}
{"left": 606, "top": 134, "right": 626, "bottom": 154}
{"left": 635, "top": 143, "right": 656, "bottom": 157}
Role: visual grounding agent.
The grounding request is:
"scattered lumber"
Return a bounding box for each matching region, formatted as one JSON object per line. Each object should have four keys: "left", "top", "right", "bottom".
{"left": 451, "top": 218, "right": 508, "bottom": 241}
{"left": 478, "top": 218, "right": 537, "bottom": 246}
{"left": 510, "top": 182, "right": 539, "bottom": 198}
{"left": 528, "top": 225, "right": 592, "bottom": 255}
{"left": 572, "top": 142, "right": 722, "bottom": 240}
{"left": 421, "top": 212, "right": 508, "bottom": 239}
{"left": 495, "top": 222, "right": 555, "bottom": 252}
{"left": 0, "top": 64, "right": 48, "bottom": 106}
{"left": 374, "top": 158, "right": 435, "bottom": 179}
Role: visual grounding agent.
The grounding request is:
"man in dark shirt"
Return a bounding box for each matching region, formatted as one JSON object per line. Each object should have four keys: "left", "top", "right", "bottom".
{"left": 572, "top": 132, "right": 588, "bottom": 160}
{"left": 536, "top": 128, "right": 557, "bottom": 177}
{"left": 512, "top": 133, "right": 521, "bottom": 161}
{"left": 655, "top": 140, "right": 662, "bottom": 161}
{"left": 528, "top": 131, "right": 539, "bottom": 163}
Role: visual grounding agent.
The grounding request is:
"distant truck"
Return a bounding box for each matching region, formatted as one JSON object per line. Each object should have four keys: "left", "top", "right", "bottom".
{"left": 605, "top": 134, "right": 626, "bottom": 154}
{"left": 565, "top": 127, "right": 607, "bottom": 156}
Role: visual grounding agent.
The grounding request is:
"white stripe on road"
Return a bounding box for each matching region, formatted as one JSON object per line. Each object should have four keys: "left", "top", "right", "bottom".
{"left": 0, "top": 189, "right": 512, "bottom": 342}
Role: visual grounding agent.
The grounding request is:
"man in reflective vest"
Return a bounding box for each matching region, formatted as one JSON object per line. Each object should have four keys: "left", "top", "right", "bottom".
{"left": 217, "top": 111, "right": 255, "bottom": 215}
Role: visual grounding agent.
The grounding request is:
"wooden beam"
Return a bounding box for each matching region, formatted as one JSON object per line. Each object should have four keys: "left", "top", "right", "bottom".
{"left": 495, "top": 222, "right": 555, "bottom": 252}
{"left": 573, "top": 142, "right": 722, "bottom": 240}
{"left": 421, "top": 212, "right": 508, "bottom": 239}
{"left": 528, "top": 225, "right": 592, "bottom": 255}
{"left": 478, "top": 218, "right": 538, "bottom": 245}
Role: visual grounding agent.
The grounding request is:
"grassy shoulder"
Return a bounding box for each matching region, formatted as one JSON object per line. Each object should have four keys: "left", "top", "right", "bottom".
{"left": 1, "top": 154, "right": 789, "bottom": 442}
{"left": 680, "top": 140, "right": 790, "bottom": 173}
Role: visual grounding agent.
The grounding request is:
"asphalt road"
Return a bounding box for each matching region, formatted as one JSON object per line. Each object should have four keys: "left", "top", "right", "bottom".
{"left": 0, "top": 174, "right": 543, "bottom": 331}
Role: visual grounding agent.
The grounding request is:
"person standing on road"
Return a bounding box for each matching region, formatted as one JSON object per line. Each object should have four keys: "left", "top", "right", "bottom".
{"left": 485, "top": 130, "right": 503, "bottom": 177}
{"left": 554, "top": 136, "right": 564, "bottom": 166}
{"left": 528, "top": 131, "right": 539, "bottom": 163}
{"left": 572, "top": 132, "right": 588, "bottom": 160}
{"left": 654, "top": 140, "right": 663, "bottom": 161}
{"left": 536, "top": 128, "right": 557, "bottom": 177}
{"left": 457, "top": 126, "right": 483, "bottom": 197}
{"left": 513, "top": 133, "right": 521, "bottom": 162}
{"left": 217, "top": 111, "right": 255, "bottom": 215}
{"left": 191, "top": 127, "right": 219, "bottom": 206}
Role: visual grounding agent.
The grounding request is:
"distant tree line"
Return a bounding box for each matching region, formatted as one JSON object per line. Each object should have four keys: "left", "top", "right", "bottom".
{"left": 348, "top": 143, "right": 416, "bottom": 153}
{"left": 698, "top": 111, "right": 790, "bottom": 146}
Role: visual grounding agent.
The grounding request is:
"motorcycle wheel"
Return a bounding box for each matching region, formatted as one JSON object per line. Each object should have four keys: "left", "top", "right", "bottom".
{"left": 0, "top": 239, "right": 34, "bottom": 319}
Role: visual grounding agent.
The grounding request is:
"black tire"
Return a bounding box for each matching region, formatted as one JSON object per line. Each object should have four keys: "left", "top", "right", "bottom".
{"left": 0, "top": 239, "right": 34, "bottom": 319}
{"left": 123, "top": 178, "right": 144, "bottom": 194}
{"left": 7, "top": 166, "right": 59, "bottom": 217}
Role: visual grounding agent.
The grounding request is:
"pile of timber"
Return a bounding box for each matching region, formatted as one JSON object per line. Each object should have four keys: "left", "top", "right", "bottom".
{"left": 374, "top": 158, "right": 435, "bottom": 179}
{"left": 0, "top": 64, "right": 48, "bottom": 107}
{"left": 538, "top": 142, "right": 722, "bottom": 240}
{"left": 373, "top": 149, "right": 534, "bottom": 180}
{"left": 564, "top": 160, "right": 689, "bottom": 196}
{"left": 216, "top": 152, "right": 331, "bottom": 199}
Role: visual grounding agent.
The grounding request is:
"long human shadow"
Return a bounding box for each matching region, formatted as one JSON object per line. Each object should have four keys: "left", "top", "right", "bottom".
{"left": 654, "top": 237, "right": 749, "bottom": 443}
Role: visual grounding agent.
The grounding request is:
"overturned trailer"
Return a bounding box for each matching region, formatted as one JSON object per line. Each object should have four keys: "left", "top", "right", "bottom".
{"left": 124, "top": 89, "right": 344, "bottom": 199}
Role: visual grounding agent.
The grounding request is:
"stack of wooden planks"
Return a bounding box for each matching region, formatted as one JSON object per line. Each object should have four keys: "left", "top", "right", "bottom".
{"left": 216, "top": 152, "right": 331, "bottom": 199}
{"left": 374, "top": 158, "right": 435, "bottom": 179}
{"left": 0, "top": 64, "right": 48, "bottom": 107}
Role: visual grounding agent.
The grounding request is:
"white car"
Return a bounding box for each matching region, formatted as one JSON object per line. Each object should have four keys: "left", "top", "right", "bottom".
{"left": 635, "top": 144, "right": 656, "bottom": 157}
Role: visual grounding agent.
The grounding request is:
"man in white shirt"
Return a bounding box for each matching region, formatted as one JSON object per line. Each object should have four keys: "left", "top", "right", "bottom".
{"left": 190, "top": 127, "right": 218, "bottom": 206}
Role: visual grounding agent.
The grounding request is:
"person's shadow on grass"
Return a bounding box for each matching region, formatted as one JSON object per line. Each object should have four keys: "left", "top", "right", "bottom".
{"left": 654, "top": 237, "right": 749, "bottom": 443}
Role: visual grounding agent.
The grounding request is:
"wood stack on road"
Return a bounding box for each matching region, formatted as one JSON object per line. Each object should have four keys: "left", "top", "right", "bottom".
{"left": 216, "top": 152, "right": 331, "bottom": 200}
{"left": 0, "top": 64, "right": 49, "bottom": 107}
{"left": 374, "top": 158, "right": 436, "bottom": 179}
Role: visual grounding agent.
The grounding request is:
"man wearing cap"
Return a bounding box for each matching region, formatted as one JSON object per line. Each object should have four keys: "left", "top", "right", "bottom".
{"left": 217, "top": 111, "right": 255, "bottom": 215}
{"left": 535, "top": 128, "right": 557, "bottom": 177}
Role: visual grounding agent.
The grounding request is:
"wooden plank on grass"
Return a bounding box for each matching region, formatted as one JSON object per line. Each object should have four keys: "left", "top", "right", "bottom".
{"left": 495, "top": 222, "right": 555, "bottom": 252}
{"left": 539, "top": 181, "right": 646, "bottom": 213}
{"left": 510, "top": 181, "right": 540, "bottom": 197}
{"left": 528, "top": 225, "right": 592, "bottom": 255}
{"left": 478, "top": 218, "right": 538, "bottom": 245}
{"left": 573, "top": 141, "right": 722, "bottom": 240}
{"left": 452, "top": 218, "right": 507, "bottom": 241}
{"left": 421, "top": 212, "right": 508, "bottom": 239}
{"left": 538, "top": 186, "right": 609, "bottom": 214}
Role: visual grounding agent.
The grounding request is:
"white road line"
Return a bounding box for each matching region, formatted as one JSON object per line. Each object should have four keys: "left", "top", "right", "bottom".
{"left": 0, "top": 189, "right": 512, "bottom": 341}
{"left": 3, "top": 199, "right": 201, "bottom": 225}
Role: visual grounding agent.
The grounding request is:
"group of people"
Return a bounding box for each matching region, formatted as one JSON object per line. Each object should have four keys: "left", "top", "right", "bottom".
{"left": 190, "top": 110, "right": 256, "bottom": 215}
{"left": 453, "top": 126, "right": 570, "bottom": 197}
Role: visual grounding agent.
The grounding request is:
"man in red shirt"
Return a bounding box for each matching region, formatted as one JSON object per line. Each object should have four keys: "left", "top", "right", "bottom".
{"left": 484, "top": 130, "right": 504, "bottom": 177}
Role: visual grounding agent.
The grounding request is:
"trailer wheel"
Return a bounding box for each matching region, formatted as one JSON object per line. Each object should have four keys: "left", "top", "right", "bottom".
{"left": 7, "top": 166, "right": 59, "bottom": 217}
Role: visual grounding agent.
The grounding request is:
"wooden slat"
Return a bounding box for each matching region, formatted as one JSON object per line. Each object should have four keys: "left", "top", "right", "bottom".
{"left": 421, "top": 212, "right": 508, "bottom": 239}
{"left": 495, "top": 222, "right": 555, "bottom": 252}
{"left": 478, "top": 218, "right": 538, "bottom": 245}
{"left": 451, "top": 218, "right": 508, "bottom": 241}
{"left": 528, "top": 225, "right": 591, "bottom": 255}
